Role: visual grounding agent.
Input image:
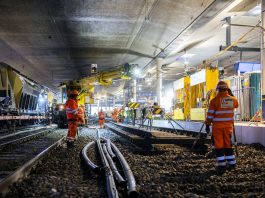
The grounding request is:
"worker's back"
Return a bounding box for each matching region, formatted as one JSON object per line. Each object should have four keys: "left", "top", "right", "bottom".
{"left": 207, "top": 91, "right": 238, "bottom": 128}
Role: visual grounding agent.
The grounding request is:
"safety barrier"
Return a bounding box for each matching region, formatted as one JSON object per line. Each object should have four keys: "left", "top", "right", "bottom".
{"left": 0, "top": 115, "right": 47, "bottom": 120}
{"left": 232, "top": 87, "right": 261, "bottom": 122}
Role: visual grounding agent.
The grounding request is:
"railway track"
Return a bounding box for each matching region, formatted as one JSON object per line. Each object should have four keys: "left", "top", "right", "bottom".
{"left": 3, "top": 127, "right": 265, "bottom": 197}
{"left": 0, "top": 127, "right": 65, "bottom": 194}
{"left": 105, "top": 122, "right": 210, "bottom": 150}
{"left": 0, "top": 124, "right": 47, "bottom": 137}
{"left": 0, "top": 126, "right": 55, "bottom": 148}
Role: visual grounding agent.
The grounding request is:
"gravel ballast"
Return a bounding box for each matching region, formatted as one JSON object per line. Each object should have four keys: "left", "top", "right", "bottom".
{"left": 3, "top": 127, "right": 265, "bottom": 197}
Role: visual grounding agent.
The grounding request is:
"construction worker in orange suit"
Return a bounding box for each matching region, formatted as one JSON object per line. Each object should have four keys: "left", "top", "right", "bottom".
{"left": 65, "top": 90, "right": 79, "bottom": 147}
{"left": 98, "top": 109, "right": 105, "bottom": 128}
{"left": 205, "top": 81, "right": 238, "bottom": 173}
{"left": 77, "top": 104, "right": 85, "bottom": 125}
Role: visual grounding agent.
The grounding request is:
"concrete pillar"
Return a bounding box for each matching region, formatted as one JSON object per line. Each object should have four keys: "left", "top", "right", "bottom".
{"left": 262, "top": 0, "right": 265, "bottom": 120}
{"left": 105, "top": 97, "right": 108, "bottom": 111}
{"left": 123, "top": 89, "right": 126, "bottom": 107}
{"left": 156, "top": 58, "right": 162, "bottom": 105}
{"left": 133, "top": 79, "right": 137, "bottom": 102}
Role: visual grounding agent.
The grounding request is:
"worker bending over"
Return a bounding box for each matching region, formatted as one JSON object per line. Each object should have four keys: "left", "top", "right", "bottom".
{"left": 205, "top": 81, "right": 238, "bottom": 173}
{"left": 98, "top": 109, "right": 105, "bottom": 128}
{"left": 65, "top": 90, "right": 79, "bottom": 147}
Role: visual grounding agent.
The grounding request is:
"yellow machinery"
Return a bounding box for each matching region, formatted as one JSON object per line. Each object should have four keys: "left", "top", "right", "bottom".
{"left": 0, "top": 63, "right": 50, "bottom": 124}
{"left": 173, "top": 76, "right": 191, "bottom": 120}
{"left": 173, "top": 78, "right": 184, "bottom": 120}
{"left": 173, "top": 67, "right": 218, "bottom": 121}
{"left": 190, "top": 67, "right": 218, "bottom": 121}
{"left": 63, "top": 64, "right": 132, "bottom": 105}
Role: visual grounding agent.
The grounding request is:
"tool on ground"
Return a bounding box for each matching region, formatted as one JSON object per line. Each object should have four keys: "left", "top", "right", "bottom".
{"left": 233, "top": 124, "right": 239, "bottom": 158}
{"left": 191, "top": 123, "right": 205, "bottom": 149}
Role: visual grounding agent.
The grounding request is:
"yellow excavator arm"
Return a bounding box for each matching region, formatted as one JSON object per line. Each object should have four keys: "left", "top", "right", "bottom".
{"left": 78, "top": 64, "right": 132, "bottom": 89}
{"left": 62, "top": 63, "right": 133, "bottom": 104}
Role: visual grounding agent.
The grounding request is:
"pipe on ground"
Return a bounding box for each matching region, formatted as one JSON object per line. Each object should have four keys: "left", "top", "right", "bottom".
{"left": 81, "top": 141, "right": 100, "bottom": 172}
{"left": 102, "top": 144, "right": 126, "bottom": 186}
{"left": 110, "top": 141, "right": 138, "bottom": 197}
{"left": 96, "top": 140, "right": 119, "bottom": 198}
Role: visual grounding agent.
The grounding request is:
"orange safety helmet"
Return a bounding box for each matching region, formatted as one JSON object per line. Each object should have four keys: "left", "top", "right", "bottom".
{"left": 70, "top": 90, "right": 79, "bottom": 95}
{"left": 216, "top": 81, "right": 228, "bottom": 90}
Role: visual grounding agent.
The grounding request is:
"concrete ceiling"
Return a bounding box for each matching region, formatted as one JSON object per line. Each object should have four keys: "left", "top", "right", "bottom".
{"left": 0, "top": 0, "right": 218, "bottom": 90}
{"left": 146, "top": 0, "right": 261, "bottom": 79}
{"left": 0, "top": 0, "right": 261, "bottom": 95}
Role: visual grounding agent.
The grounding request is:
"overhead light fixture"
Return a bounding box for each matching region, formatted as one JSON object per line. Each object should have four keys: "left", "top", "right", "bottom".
{"left": 181, "top": 53, "right": 195, "bottom": 58}
{"left": 222, "top": 23, "right": 229, "bottom": 28}
{"left": 133, "top": 68, "right": 140, "bottom": 76}
{"left": 244, "top": 4, "right": 261, "bottom": 16}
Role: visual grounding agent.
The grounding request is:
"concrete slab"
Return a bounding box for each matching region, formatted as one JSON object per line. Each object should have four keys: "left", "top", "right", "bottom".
{"left": 146, "top": 120, "right": 265, "bottom": 146}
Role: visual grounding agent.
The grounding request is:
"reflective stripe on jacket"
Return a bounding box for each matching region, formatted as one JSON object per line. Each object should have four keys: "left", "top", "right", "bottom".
{"left": 65, "top": 99, "right": 78, "bottom": 120}
{"left": 205, "top": 91, "right": 238, "bottom": 128}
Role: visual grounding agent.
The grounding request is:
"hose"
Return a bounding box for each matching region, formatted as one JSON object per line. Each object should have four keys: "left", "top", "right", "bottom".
{"left": 107, "top": 139, "right": 116, "bottom": 159}
{"left": 80, "top": 141, "right": 100, "bottom": 172}
{"left": 102, "top": 144, "right": 126, "bottom": 186}
{"left": 96, "top": 140, "right": 119, "bottom": 198}
{"left": 110, "top": 141, "right": 138, "bottom": 198}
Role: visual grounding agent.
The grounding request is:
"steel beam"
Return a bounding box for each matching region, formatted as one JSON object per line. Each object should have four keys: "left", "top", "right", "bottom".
{"left": 219, "top": 45, "right": 260, "bottom": 52}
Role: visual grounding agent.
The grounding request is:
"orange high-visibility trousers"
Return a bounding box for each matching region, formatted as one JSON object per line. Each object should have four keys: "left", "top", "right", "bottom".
{"left": 67, "top": 121, "right": 78, "bottom": 141}
{"left": 98, "top": 119, "right": 104, "bottom": 128}
{"left": 212, "top": 126, "right": 233, "bottom": 149}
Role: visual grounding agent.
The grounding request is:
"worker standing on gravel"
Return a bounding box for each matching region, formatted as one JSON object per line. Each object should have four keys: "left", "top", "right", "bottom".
{"left": 98, "top": 109, "right": 105, "bottom": 128}
{"left": 205, "top": 81, "right": 238, "bottom": 173}
{"left": 65, "top": 90, "right": 79, "bottom": 147}
{"left": 77, "top": 104, "right": 85, "bottom": 125}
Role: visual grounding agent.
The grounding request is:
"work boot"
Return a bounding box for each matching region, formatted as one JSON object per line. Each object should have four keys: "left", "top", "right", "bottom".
{"left": 216, "top": 166, "right": 226, "bottom": 175}
{"left": 67, "top": 141, "right": 74, "bottom": 148}
{"left": 227, "top": 164, "right": 236, "bottom": 171}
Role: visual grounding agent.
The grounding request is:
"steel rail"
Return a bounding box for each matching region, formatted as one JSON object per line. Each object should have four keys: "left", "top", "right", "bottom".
{"left": 0, "top": 124, "right": 43, "bottom": 135}
{"left": 0, "top": 136, "right": 65, "bottom": 194}
{"left": 102, "top": 144, "right": 126, "bottom": 186}
{"left": 109, "top": 140, "right": 138, "bottom": 198}
{"left": 0, "top": 129, "right": 53, "bottom": 148}
{"left": 0, "top": 126, "right": 48, "bottom": 141}
{"left": 81, "top": 141, "right": 100, "bottom": 172}
{"left": 96, "top": 140, "right": 119, "bottom": 198}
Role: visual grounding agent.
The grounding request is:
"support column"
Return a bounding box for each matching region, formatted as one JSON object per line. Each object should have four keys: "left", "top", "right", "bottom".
{"left": 262, "top": 0, "right": 265, "bottom": 120}
{"left": 113, "top": 97, "right": 115, "bottom": 108}
{"left": 97, "top": 99, "right": 100, "bottom": 112}
{"left": 133, "top": 79, "right": 137, "bottom": 102}
{"left": 105, "top": 97, "right": 108, "bottom": 111}
{"left": 156, "top": 58, "right": 162, "bottom": 105}
{"left": 123, "top": 89, "right": 126, "bottom": 107}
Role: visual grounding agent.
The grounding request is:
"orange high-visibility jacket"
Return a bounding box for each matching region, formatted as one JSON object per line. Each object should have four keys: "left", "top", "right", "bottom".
{"left": 98, "top": 112, "right": 105, "bottom": 120}
{"left": 77, "top": 106, "right": 85, "bottom": 124}
{"left": 65, "top": 99, "right": 78, "bottom": 120}
{"left": 205, "top": 91, "right": 238, "bottom": 128}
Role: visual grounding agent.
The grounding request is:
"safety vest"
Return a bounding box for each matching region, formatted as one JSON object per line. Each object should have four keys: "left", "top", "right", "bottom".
{"left": 98, "top": 112, "right": 105, "bottom": 120}
{"left": 65, "top": 99, "right": 78, "bottom": 120}
{"left": 205, "top": 91, "right": 238, "bottom": 128}
{"left": 77, "top": 106, "right": 85, "bottom": 124}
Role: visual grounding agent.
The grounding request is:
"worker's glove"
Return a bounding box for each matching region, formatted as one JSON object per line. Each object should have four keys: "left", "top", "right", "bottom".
{"left": 205, "top": 125, "right": 210, "bottom": 134}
